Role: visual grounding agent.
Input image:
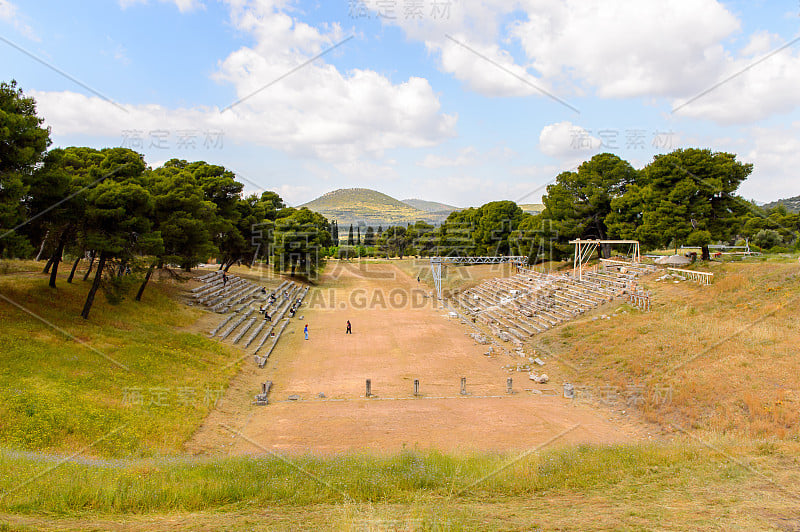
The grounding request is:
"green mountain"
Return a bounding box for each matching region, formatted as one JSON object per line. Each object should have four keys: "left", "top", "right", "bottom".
{"left": 300, "top": 188, "right": 446, "bottom": 227}
{"left": 761, "top": 195, "right": 800, "bottom": 213}
{"left": 300, "top": 189, "right": 545, "bottom": 229}
{"left": 401, "top": 198, "right": 460, "bottom": 213}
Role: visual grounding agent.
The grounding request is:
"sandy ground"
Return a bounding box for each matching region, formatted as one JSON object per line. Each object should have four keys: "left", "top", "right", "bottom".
{"left": 187, "top": 262, "right": 647, "bottom": 456}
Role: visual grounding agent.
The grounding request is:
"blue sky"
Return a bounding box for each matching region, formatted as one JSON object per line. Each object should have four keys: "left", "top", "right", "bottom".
{"left": 2, "top": 0, "right": 799, "bottom": 207}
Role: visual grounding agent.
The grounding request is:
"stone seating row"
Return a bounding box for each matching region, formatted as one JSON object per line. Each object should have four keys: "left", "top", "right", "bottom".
{"left": 457, "top": 265, "right": 650, "bottom": 345}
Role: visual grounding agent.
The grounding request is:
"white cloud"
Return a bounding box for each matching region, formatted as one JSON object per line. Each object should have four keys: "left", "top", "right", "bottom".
{"left": 364, "top": 0, "right": 550, "bottom": 98}
{"left": 373, "top": 0, "right": 741, "bottom": 104}
{"left": 331, "top": 159, "right": 398, "bottom": 184}
{"left": 33, "top": 0, "right": 456, "bottom": 170}
{"left": 0, "top": 0, "right": 16, "bottom": 21}
{"left": 739, "top": 30, "right": 780, "bottom": 57}
{"left": 538, "top": 121, "right": 600, "bottom": 159}
{"left": 740, "top": 124, "right": 800, "bottom": 201}
{"left": 671, "top": 31, "right": 800, "bottom": 124}
{"left": 275, "top": 183, "right": 314, "bottom": 206}
{"left": 373, "top": 0, "right": 800, "bottom": 124}
{"left": 430, "top": 36, "right": 545, "bottom": 98}
{"left": 510, "top": 0, "right": 738, "bottom": 99}
{"left": 118, "top": 0, "right": 204, "bottom": 13}
{"left": 0, "top": 0, "right": 38, "bottom": 40}
{"left": 410, "top": 174, "right": 538, "bottom": 207}
{"left": 464, "top": 1, "right": 798, "bottom": 124}
{"left": 418, "top": 146, "right": 478, "bottom": 168}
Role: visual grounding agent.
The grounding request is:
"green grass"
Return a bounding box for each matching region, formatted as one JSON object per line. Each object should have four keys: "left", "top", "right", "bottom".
{"left": 0, "top": 265, "right": 243, "bottom": 457}
{"left": 0, "top": 440, "right": 764, "bottom": 514}
{"left": 3, "top": 259, "right": 800, "bottom": 529}
{"left": 1, "top": 439, "right": 797, "bottom": 530}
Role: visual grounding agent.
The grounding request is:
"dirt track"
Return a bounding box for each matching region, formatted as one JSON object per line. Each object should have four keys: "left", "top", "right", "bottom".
{"left": 188, "top": 262, "right": 646, "bottom": 455}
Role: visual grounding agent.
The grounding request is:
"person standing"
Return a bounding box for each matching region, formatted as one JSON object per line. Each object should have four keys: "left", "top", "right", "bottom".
{"left": 304, "top": 324, "right": 308, "bottom": 340}
{"left": 346, "top": 320, "right": 352, "bottom": 334}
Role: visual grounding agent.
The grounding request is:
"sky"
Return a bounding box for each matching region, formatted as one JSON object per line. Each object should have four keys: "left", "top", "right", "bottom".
{"left": 1, "top": 0, "right": 799, "bottom": 207}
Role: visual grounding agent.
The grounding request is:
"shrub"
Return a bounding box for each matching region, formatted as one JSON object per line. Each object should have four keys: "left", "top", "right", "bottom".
{"left": 752, "top": 229, "right": 781, "bottom": 249}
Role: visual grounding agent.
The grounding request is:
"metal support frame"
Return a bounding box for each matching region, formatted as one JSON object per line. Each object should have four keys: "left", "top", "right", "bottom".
{"left": 680, "top": 238, "right": 754, "bottom": 256}
{"left": 430, "top": 256, "right": 527, "bottom": 299}
{"left": 569, "top": 239, "right": 640, "bottom": 281}
{"left": 432, "top": 261, "right": 442, "bottom": 301}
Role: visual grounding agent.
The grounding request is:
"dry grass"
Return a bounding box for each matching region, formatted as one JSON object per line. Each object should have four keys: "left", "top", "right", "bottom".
{"left": 395, "top": 259, "right": 520, "bottom": 296}
{"left": 537, "top": 261, "right": 800, "bottom": 439}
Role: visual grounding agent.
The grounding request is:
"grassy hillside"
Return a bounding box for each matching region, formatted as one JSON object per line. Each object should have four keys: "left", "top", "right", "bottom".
{"left": 300, "top": 188, "right": 452, "bottom": 227}
{"left": 519, "top": 203, "right": 545, "bottom": 214}
{"left": 0, "top": 262, "right": 246, "bottom": 457}
{"left": 401, "top": 198, "right": 460, "bottom": 213}
{"left": 535, "top": 260, "right": 800, "bottom": 439}
{"left": 762, "top": 194, "right": 800, "bottom": 212}
{"left": 300, "top": 189, "right": 546, "bottom": 227}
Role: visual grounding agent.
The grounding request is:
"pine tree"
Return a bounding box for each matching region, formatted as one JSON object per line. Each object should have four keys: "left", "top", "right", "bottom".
{"left": 364, "top": 226, "right": 375, "bottom": 247}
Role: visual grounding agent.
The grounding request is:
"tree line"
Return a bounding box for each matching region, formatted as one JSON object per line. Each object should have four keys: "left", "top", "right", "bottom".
{"left": 0, "top": 81, "right": 330, "bottom": 318}
{"left": 517, "top": 151, "right": 799, "bottom": 262}
{"left": 364, "top": 152, "right": 798, "bottom": 262}
{"left": 3, "top": 80, "right": 798, "bottom": 318}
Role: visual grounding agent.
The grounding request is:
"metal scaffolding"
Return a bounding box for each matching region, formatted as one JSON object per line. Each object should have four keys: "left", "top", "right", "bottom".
{"left": 569, "top": 239, "right": 640, "bottom": 281}
{"left": 430, "top": 256, "right": 527, "bottom": 299}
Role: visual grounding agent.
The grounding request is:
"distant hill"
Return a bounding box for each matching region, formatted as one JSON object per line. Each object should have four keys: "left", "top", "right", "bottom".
{"left": 300, "top": 188, "right": 450, "bottom": 228}
{"left": 761, "top": 195, "right": 800, "bottom": 213}
{"left": 401, "top": 199, "right": 460, "bottom": 214}
{"left": 519, "top": 203, "right": 545, "bottom": 214}
{"left": 299, "top": 189, "right": 547, "bottom": 229}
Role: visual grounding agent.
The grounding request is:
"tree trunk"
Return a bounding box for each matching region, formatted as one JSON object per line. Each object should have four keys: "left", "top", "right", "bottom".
{"left": 81, "top": 251, "right": 107, "bottom": 319}
{"left": 135, "top": 262, "right": 156, "bottom": 301}
{"left": 67, "top": 255, "right": 81, "bottom": 283}
{"left": 83, "top": 251, "right": 96, "bottom": 281}
{"left": 42, "top": 256, "right": 54, "bottom": 274}
{"left": 35, "top": 231, "right": 49, "bottom": 261}
{"left": 48, "top": 230, "right": 68, "bottom": 288}
{"left": 701, "top": 245, "right": 711, "bottom": 261}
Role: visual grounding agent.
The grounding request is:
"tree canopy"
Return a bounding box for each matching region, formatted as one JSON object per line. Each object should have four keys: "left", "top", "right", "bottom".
{"left": 3, "top": 81, "right": 796, "bottom": 320}
{"left": 0, "top": 80, "right": 51, "bottom": 257}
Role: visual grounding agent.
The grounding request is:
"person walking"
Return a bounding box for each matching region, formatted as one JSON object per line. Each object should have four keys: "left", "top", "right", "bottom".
{"left": 346, "top": 320, "right": 352, "bottom": 334}
{"left": 304, "top": 324, "right": 308, "bottom": 340}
